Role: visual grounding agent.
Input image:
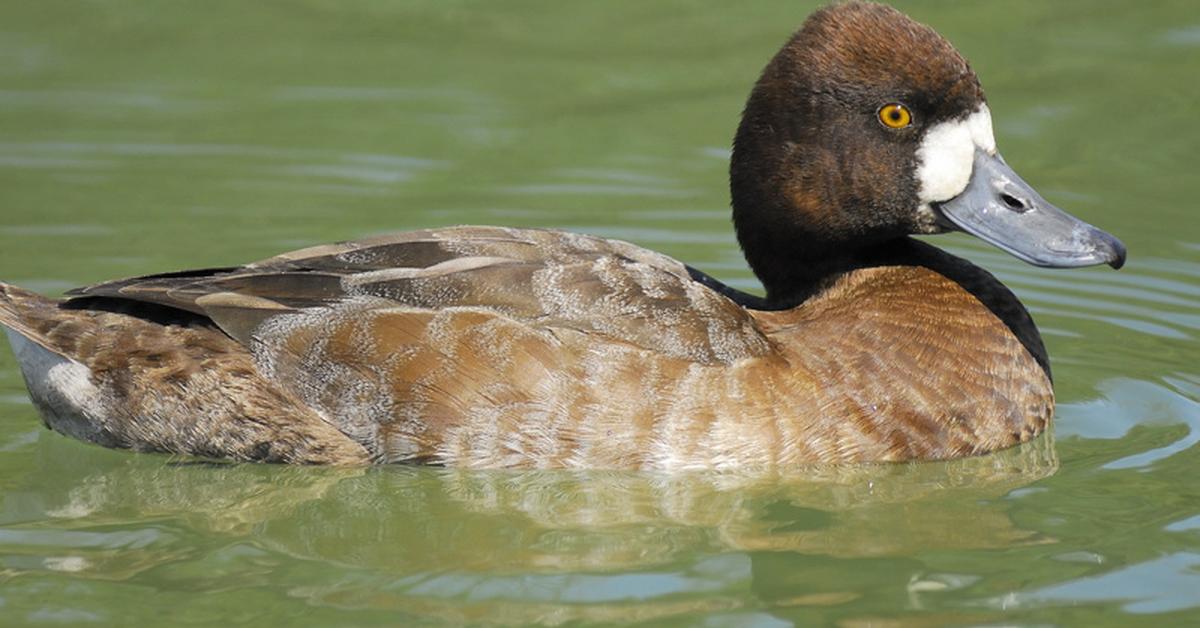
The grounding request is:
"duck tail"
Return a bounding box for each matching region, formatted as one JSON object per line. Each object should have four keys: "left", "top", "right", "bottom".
{"left": 0, "top": 282, "right": 71, "bottom": 357}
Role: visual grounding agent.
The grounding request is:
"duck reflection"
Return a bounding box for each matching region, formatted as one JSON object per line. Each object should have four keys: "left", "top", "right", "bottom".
{"left": 2, "top": 432, "right": 1057, "bottom": 623}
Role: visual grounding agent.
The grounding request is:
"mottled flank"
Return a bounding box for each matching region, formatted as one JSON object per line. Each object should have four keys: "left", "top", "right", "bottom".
{"left": 0, "top": 2, "right": 1068, "bottom": 468}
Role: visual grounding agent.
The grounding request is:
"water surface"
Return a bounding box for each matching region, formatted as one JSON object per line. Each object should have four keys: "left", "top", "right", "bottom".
{"left": 1, "top": 1, "right": 1198, "bottom": 625}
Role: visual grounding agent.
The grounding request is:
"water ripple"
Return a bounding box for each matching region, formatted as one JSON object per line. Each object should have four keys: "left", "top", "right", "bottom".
{"left": 1058, "top": 377, "right": 1200, "bottom": 470}
{"left": 0, "top": 89, "right": 202, "bottom": 110}
{"left": 994, "top": 552, "right": 1200, "bottom": 614}
{"left": 0, "top": 526, "right": 169, "bottom": 550}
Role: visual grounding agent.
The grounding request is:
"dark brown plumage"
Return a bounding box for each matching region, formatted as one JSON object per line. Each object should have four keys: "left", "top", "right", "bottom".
{"left": 0, "top": 2, "right": 1123, "bottom": 469}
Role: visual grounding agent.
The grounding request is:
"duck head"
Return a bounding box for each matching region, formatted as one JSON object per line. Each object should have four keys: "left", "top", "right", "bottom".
{"left": 731, "top": 1, "right": 1125, "bottom": 302}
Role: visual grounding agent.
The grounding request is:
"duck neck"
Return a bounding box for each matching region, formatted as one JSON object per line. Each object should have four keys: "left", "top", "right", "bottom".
{"left": 729, "top": 160, "right": 902, "bottom": 308}
{"left": 731, "top": 213, "right": 855, "bottom": 307}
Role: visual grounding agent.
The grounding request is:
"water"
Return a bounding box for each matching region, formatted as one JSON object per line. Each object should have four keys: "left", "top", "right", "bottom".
{"left": 0, "top": 1, "right": 1197, "bottom": 625}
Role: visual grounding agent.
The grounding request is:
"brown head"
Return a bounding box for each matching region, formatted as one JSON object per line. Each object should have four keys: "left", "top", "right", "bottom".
{"left": 731, "top": 1, "right": 1125, "bottom": 303}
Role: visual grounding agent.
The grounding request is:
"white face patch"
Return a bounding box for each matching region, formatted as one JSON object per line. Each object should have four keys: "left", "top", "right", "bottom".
{"left": 915, "top": 104, "right": 997, "bottom": 205}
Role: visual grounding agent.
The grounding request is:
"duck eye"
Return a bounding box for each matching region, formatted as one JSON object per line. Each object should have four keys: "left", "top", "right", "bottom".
{"left": 878, "top": 103, "right": 912, "bottom": 129}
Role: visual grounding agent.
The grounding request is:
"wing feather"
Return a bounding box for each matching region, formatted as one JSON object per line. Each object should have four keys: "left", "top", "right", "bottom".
{"left": 63, "top": 226, "right": 770, "bottom": 364}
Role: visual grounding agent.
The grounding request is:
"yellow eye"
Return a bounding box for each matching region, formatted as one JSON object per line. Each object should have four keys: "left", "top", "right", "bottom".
{"left": 878, "top": 103, "right": 912, "bottom": 129}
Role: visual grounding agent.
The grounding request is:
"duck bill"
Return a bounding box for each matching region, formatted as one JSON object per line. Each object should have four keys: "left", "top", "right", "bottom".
{"left": 933, "top": 149, "right": 1126, "bottom": 269}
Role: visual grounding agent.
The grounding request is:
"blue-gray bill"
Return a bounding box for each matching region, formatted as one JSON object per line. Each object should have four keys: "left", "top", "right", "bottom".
{"left": 933, "top": 149, "right": 1127, "bottom": 269}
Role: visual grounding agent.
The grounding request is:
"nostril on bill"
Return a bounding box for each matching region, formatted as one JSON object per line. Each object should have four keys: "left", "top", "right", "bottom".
{"left": 1000, "top": 192, "right": 1030, "bottom": 213}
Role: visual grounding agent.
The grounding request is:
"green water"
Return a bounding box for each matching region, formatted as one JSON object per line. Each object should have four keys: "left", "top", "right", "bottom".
{"left": 0, "top": 1, "right": 1198, "bottom": 625}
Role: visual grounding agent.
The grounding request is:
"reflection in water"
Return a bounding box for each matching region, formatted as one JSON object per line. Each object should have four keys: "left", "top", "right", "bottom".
{"left": 0, "top": 437, "right": 1056, "bottom": 623}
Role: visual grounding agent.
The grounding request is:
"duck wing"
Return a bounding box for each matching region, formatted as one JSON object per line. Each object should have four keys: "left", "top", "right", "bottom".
{"left": 65, "top": 226, "right": 772, "bottom": 365}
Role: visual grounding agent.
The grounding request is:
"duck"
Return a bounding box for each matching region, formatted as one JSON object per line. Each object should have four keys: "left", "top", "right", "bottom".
{"left": 0, "top": 1, "right": 1124, "bottom": 469}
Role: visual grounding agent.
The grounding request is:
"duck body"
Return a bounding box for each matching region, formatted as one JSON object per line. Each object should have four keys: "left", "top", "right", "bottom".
{"left": 0, "top": 2, "right": 1122, "bottom": 469}
{"left": 1, "top": 228, "right": 1051, "bottom": 468}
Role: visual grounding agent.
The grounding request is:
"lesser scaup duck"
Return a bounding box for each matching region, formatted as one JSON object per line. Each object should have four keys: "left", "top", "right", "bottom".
{"left": 0, "top": 2, "right": 1124, "bottom": 468}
